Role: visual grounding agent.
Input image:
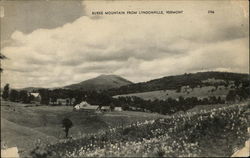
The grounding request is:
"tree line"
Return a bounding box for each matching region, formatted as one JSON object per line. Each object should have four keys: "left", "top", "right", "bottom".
{"left": 38, "top": 88, "right": 112, "bottom": 106}
{"left": 2, "top": 84, "right": 34, "bottom": 103}
{"left": 2, "top": 80, "right": 249, "bottom": 116}
{"left": 1, "top": 84, "right": 112, "bottom": 106}
{"left": 112, "top": 95, "right": 226, "bottom": 114}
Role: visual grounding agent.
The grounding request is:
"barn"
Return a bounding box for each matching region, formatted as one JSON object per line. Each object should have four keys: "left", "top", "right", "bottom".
{"left": 74, "top": 101, "right": 99, "bottom": 110}
{"left": 73, "top": 101, "right": 123, "bottom": 112}
{"left": 50, "top": 98, "right": 76, "bottom": 106}
{"left": 29, "top": 93, "right": 41, "bottom": 102}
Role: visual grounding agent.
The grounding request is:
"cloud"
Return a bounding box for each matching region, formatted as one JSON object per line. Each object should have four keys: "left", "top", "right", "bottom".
{"left": 1, "top": 0, "right": 84, "bottom": 42}
{"left": 1, "top": 0, "right": 249, "bottom": 88}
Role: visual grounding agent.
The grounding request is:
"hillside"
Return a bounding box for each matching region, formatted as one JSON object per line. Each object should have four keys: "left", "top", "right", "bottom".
{"left": 19, "top": 87, "right": 45, "bottom": 92}
{"left": 1, "top": 100, "right": 164, "bottom": 157}
{"left": 114, "top": 85, "right": 231, "bottom": 101}
{"left": 108, "top": 71, "right": 249, "bottom": 97}
{"left": 64, "top": 74, "right": 133, "bottom": 91}
{"left": 32, "top": 102, "right": 249, "bottom": 157}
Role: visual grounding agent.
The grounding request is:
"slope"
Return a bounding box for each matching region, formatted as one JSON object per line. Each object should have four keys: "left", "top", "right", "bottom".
{"left": 65, "top": 74, "right": 133, "bottom": 91}
{"left": 108, "top": 71, "right": 249, "bottom": 96}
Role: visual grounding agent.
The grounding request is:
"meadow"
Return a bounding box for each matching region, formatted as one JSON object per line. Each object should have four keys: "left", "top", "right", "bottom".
{"left": 30, "top": 102, "right": 249, "bottom": 157}
{"left": 114, "top": 85, "right": 231, "bottom": 101}
{"left": 1, "top": 101, "right": 166, "bottom": 157}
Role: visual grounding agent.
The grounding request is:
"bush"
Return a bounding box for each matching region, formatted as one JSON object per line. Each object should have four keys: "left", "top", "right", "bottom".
{"left": 62, "top": 118, "right": 73, "bottom": 138}
{"left": 30, "top": 140, "right": 53, "bottom": 158}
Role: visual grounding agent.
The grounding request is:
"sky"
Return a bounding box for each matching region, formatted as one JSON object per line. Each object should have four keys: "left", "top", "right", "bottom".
{"left": 1, "top": 0, "right": 249, "bottom": 89}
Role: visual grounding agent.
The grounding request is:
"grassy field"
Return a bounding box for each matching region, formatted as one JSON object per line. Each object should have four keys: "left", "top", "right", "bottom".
{"left": 114, "top": 85, "right": 232, "bottom": 101}
{"left": 2, "top": 100, "right": 248, "bottom": 157}
{"left": 1, "top": 101, "right": 166, "bottom": 157}
{"left": 32, "top": 102, "right": 249, "bottom": 157}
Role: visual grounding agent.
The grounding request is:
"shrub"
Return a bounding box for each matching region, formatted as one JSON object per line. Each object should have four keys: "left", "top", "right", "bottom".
{"left": 62, "top": 118, "right": 73, "bottom": 138}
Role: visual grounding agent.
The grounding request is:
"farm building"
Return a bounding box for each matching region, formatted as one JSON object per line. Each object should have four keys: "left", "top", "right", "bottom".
{"left": 29, "top": 93, "right": 41, "bottom": 102}
{"left": 130, "top": 106, "right": 143, "bottom": 111}
{"left": 73, "top": 101, "right": 123, "bottom": 112}
{"left": 114, "top": 107, "right": 123, "bottom": 111}
{"left": 100, "top": 106, "right": 110, "bottom": 111}
{"left": 50, "top": 98, "right": 75, "bottom": 106}
{"left": 74, "top": 101, "right": 98, "bottom": 110}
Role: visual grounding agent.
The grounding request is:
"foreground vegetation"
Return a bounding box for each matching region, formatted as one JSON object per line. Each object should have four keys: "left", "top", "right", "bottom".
{"left": 31, "top": 102, "right": 249, "bottom": 157}
{"left": 1, "top": 100, "right": 165, "bottom": 157}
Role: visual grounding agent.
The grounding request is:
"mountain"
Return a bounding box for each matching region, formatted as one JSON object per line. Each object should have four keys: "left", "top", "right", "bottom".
{"left": 108, "top": 71, "right": 250, "bottom": 96}
{"left": 64, "top": 74, "right": 133, "bottom": 91}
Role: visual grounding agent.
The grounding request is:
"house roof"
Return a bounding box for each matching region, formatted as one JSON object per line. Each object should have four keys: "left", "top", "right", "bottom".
{"left": 79, "top": 101, "right": 90, "bottom": 106}
{"left": 30, "top": 93, "right": 40, "bottom": 97}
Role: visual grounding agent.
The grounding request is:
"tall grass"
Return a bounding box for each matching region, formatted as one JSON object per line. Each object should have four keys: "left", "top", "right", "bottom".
{"left": 31, "top": 103, "right": 249, "bottom": 157}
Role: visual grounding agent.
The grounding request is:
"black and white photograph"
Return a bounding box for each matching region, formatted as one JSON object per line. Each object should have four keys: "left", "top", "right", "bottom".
{"left": 0, "top": 0, "right": 249, "bottom": 157}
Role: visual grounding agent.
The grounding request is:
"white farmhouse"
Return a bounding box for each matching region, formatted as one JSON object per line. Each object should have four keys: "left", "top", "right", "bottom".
{"left": 73, "top": 101, "right": 98, "bottom": 110}
{"left": 29, "top": 92, "right": 41, "bottom": 102}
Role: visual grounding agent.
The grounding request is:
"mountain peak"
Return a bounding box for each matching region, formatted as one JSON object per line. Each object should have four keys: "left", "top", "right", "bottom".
{"left": 65, "top": 74, "right": 133, "bottom": 91}
{"left": 97, "top": 74, "right": 120, "bottom": 78}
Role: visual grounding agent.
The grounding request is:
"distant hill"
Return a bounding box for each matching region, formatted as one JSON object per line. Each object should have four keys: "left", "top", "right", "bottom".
{"left": 64, "top": 74, "right": 133, "bottom": 91}
{"left": 19, "top": 87, "right": 45, "bottom": 92}
{"left": 20, "top": 86, "right": 64, "bottom": 92}
{"left": 109, "top": 71, "right": 249, "bottom": 97}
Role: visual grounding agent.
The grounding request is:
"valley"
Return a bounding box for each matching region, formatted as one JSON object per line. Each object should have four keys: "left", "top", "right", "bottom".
{"left": 1, "top": 71, "right": 249, "bottom": 157}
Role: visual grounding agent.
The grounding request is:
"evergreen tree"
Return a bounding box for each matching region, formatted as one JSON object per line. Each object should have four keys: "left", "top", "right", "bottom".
{"left": 19, "top": 90, "right": 30, "bottom": 103}
{"left": 2, "top": 84, "right": 10, "bottom": 100}
{"left": 9, "top": 89, "right": 19, "bottom": 102}
{"left": 39, "top": 89, "right": 50, "bottom": 105}
{"left": 226, "top": 90, "right": 237, "bottom": 102}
